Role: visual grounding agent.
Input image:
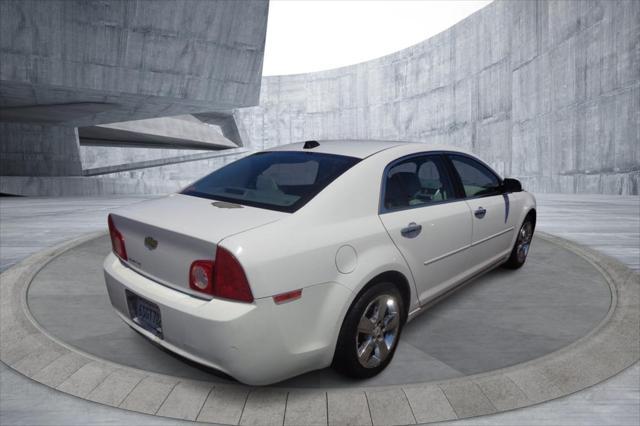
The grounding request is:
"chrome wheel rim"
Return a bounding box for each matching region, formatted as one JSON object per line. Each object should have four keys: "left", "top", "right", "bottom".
{"left": 356, "top": 294, "right": 400, "bottom": 368}
{"left": 516, "top": 221, "right": 533, "bottom": 263}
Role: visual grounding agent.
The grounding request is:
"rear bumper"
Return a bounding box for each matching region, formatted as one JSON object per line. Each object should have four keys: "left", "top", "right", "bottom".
{"left": 103, "top": 253, "right": 351, "bottom": 385}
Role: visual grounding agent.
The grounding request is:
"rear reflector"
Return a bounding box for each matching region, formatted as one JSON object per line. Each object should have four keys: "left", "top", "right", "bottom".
{"left": 108, "top": 214, "right": 128, "bottom": 261}
{"left": 273, "top": 289, "right": 302, "bottom": 304}
{"left": 189, "top": 260, "right": 214, "bottom": 295}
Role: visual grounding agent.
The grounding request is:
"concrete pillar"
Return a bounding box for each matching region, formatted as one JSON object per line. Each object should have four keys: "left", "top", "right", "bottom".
{"left": 0, "top": 123, "right": 82, "bottom": 176}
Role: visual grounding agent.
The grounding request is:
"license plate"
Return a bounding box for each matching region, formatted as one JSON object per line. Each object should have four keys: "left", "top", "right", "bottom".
{"left": 126, "top": 290, "right": 163, "bottom": 338}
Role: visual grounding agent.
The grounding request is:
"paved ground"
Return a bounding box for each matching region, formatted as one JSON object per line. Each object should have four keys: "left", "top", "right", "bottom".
{"left": 1, "top": 194, "right": 639, "bottom": 425}
{"left": 27, "top": 235, "right": 611, "bottom": 388}
{"left": 0, "top": 196, "right": 152, "bottom": 272}
{"left": 3, "top": 230, "right": 637, "bottom": 425}
{"left": 533, "top": 194, "right": 640, "bottom": 271}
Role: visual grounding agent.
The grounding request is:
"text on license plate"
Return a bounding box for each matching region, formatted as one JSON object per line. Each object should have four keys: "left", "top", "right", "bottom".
{"left": 125, "top": 290, "right": 163, "bottom": 338}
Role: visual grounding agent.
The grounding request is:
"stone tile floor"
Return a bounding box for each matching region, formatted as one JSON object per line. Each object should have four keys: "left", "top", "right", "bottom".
{"left": 27, "top": 235, "right": 611, "bottom": 388}
{"left": 0, "top": 194, "right": 638, "bottom": 425}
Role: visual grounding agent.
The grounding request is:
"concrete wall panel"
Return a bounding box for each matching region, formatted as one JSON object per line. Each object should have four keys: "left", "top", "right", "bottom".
{"left": 3, "top": 0, "right": 636, "bottom": 196}
{"left": 236, "top": 0, "right": 639, "bottom": 194}
{"left": 0, "top": 123, "right": 82, "bottom": 176}
{"left": 0, "top": 0, "right": 268, "bottom": 184}
{"left": 0, "top": 0, "right": 267, "bottom": 103}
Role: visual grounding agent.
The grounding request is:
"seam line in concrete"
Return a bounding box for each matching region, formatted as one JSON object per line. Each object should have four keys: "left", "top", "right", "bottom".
{"left": 239, "top": 387, "right": 250, "bottom": 425}
{"left": 85, "top": 366, "right": 113, "bottom": 398}
{"left": 363, "top": 390, "right": 373, "bottom": 426}
{"left": 325, "top": 391, "right": 329, "bottom": 426}
{"left": 195, "top": 385, "right": 215, "bottom": 422}
{"left": 282, "top": 391, "right": 289, "bottom": 426}
{"left": 401, "top": 387, "right": 418, "bottom": 425}
{"left": 117, "top": 374, "right": 148, "bottom": 409}
{"left": 20, "top": 350, "right": 66, "bottom": 378}
{"left": 154, "top": 381, "right": 180, "bottom": 416}
{"left": 474, "top": 379, "right": 500, "bottom": 413}
{"left": 439, "top": 384, "right": 461, "bottom": 420}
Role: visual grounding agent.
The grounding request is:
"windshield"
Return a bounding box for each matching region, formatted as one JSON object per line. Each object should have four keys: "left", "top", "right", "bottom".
{"left": 181, "top": 151, "right": 360, "bottom": 213}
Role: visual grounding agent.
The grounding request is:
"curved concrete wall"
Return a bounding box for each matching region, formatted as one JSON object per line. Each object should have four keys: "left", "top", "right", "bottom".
{"left": 237, "top": 0, "right": 639, "bottom": 194}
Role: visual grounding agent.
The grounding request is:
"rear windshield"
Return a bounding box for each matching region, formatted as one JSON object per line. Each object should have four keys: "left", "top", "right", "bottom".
{"left": 181, "top": 151, "right": 360, "bottom": 213}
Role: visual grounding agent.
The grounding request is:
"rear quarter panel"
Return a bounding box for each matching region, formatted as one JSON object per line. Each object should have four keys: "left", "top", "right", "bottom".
{"left": 219, "top": 148, "right": 423, "bottom": 363}
{"left": 220, "top": 146, "right": 423, "bottom": 307}
{"left": 507, "top": 191, "right": 537, "bottom": 247}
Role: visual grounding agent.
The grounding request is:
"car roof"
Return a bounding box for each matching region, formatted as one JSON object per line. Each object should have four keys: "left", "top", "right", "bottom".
{"left": 264, "top": 140, "right": 472, "bottom": 159}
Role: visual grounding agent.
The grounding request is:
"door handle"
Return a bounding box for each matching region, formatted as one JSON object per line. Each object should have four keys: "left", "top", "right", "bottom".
{"left": 474, "top": 207, "right": 487, "bottom": 219}
{"left": 401, "top": 222, "right": 422, "bottom": 238}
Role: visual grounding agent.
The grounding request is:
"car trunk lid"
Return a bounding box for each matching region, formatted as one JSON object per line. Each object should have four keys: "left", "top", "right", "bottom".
{"left": 110, "top": 194, "right": 286, "bottom": 297}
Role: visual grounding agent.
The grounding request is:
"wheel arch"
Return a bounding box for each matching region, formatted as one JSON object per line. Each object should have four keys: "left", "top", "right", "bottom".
{"left": 526, "top": 208, "right": 537, "bottom": 230}
{"left": 332, "top": 269, "right": 412, "bottom": 369}
{"left": 350, "top": 270, "right": 412, "bottom": 322}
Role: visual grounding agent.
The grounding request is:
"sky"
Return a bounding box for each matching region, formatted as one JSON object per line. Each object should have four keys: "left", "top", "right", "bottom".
{"left": 263, "top": 0, "right": 493, "bottom": 76}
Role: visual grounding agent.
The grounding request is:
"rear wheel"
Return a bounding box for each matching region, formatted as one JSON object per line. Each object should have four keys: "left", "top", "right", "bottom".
{"left": 503, "top": 216, "right": 534, "bottom": 269}
{"left": 333, "top": 282, "right": 405, "bottom": 378}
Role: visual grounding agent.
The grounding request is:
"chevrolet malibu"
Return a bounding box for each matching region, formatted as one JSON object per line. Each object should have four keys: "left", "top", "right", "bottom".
{"left": 104, "top": 140, "right": 536, "bottom": 385}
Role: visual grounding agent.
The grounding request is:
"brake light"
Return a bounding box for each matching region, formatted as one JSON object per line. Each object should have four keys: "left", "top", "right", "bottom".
{"left": 108, "top": 214, "right": 127, "bottom": 261}
{"left": 189, "top": 260, "right": 214, "bottom": 294}
{"left": 212, "top": 246, "right": 254, "bottom": 303}
{"left": 188, "top": 247, "right": 254, "bottom": 303}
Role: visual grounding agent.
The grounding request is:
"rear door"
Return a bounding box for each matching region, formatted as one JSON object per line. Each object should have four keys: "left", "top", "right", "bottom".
{"left": 378, "top": 153, "right": 473, "bottom": 303}
{"left": 447, "top": 154, "right": 515, "bottom": 269}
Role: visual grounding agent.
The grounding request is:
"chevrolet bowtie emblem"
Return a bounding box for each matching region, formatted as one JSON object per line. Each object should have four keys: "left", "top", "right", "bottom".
{"left": 144, "top": 236, "right": 158, "bottom": 250}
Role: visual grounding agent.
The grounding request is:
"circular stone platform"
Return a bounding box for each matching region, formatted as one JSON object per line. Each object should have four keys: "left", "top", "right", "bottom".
{"left": 27, "top": 235, "right": 611, "bottom": 388}
{"left": 1, "top": 231, "right": 638, "bottom": 425}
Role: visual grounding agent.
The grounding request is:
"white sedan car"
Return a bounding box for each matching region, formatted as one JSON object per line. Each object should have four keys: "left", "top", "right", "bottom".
{"left": 104, "top": 140, "right": 536, "bottom": 385}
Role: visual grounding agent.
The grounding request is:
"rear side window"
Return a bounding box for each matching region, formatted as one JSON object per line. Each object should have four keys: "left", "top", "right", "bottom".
{"left": 449, "top": 155, "right": 501, "bottom": 197}
{"left": 383, "top": 155, "right": 453, "bottom": 211}
{"left": 182, "top": 151, "right": 360, "bottom": 213}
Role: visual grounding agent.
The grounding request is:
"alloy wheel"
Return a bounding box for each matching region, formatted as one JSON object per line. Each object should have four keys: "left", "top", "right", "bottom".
{"left": 355, "top": 294, "right": 400, "bottom": 368}
{"left": 516, "top": 221, "right": 533, "bottom": 263}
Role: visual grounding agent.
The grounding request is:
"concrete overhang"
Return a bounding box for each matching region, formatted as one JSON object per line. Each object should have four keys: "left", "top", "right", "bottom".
{"left": 78, "top": 115, "right": 238, "bottom": 150}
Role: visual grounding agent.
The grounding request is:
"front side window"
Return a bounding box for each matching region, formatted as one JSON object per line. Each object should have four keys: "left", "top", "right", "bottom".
{"left": 449, "top": 155, "right": 501, "bottom": 197}
{"left": 182, "top": 151, "right": 360, "bottom": 213}
{"left": 383, "top": 155, "right": 453, "bottom": 211}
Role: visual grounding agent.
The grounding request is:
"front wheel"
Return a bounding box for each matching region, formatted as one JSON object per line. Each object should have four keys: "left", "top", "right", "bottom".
{"left": 332, "top": 282, "right": 405, "bottom": 378}
{"left": 503, "top": 216, "right": 534, "bottom": 269}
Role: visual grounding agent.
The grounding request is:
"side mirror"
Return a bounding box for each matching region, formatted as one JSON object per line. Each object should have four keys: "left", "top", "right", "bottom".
{"left": 502, "top": 178, "right": 522, "bottom": 193}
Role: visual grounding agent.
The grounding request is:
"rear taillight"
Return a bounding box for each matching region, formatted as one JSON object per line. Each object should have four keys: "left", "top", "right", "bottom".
{"left": 108, "top": 214, "right": 127, "bottom": 261}
{"left": 189, "top": 260, "right": 214, "bottom": 294}
{"left": 188, "top": 247, "right": 254, "bottom": 303}
{"left": 212, "top": 246, "right": 254, "bottom": 303}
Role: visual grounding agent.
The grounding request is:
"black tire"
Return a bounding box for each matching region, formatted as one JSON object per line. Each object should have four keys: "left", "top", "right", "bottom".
{"left": 503, "top": 215, "right": 535, "bottom": 269}
{"left": 332, "top": 281, "right": 405, "bottom": 379}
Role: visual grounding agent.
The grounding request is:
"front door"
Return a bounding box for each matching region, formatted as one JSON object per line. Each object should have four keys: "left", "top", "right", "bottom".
{"left": 378, "top": 154, "right": 473, "bottom": 303}
{"left": 447, "top": 154, "right": 515, "bottom": 269}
